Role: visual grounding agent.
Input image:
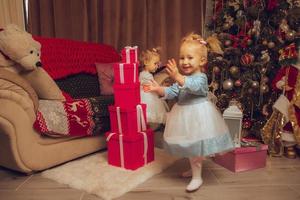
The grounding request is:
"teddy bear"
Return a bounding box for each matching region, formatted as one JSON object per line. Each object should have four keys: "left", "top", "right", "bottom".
{"left": 0, "top": 24, "right": 65, "bottom": 101}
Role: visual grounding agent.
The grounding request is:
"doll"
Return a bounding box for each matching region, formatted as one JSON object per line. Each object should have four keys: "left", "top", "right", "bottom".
{"left": 139, "top": 48, "right": 169, "bottom": 125}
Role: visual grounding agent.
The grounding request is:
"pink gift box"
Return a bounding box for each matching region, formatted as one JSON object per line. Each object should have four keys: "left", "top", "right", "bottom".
{"left": 113, "top": 62, "right": 139, "bottom": 84}
{"left": 105, "top": 129, "right": 154, "bottom": 170}
{"left": 113, "top": 83, "right": 140, "bottom": 108}
{"left": 121, "top": 46, "right": 138, "bottom": 63}
{"left": 213, "top": 144, "right": 268, "bottom": 172}
{"left": 109, "top": 104, "right": 147, "bottom": 135}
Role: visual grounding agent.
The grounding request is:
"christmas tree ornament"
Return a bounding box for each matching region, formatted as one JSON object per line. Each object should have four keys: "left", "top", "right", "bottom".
{"left": 247, "top": 39, "right": 253, "bottom": 46}
{"left": 260, "top": 84, "right": 269, "bottom": 93}
{"left": 248, "top": 88, "right": 254, "bottom": 94}
{"left": 223, "top": 23, "right": 231, "bottom": 30}
{"left": 262, "top": 40, "right": 268, "bottom": 45}
{"left": 267, "top": 41, "right": 275, "bottom": 49}
{"left": 229, "top": 65, "right": 239, "bottom": 76}
{"left": 236, "top": 10, "right": 244, "bottom": 18}
{"left": 260, "top": 67, "right": 267, "bottom": 74}
{"left": 223, "top": 79, "right": 234, "bottom": 90}
{"left": 242, "top": 118, "right": 252, "bottom": 129}
{"left": 213, "top": 66, "right": 221, "bottom": 74}
{"left": 234, "top": 79, "right": 242, "bottom": 87}
{"left": 251, "top": 81, "right": 259, "bottom": 89}
{"left": 260, "top": 50, "right": 270, "bottom": 64}
{"left": 261, "top": 76, "right": 269, "bottom": 83}
{"left": 224, "top": 39, "right": 232, "bottom": 47}
{"left": 286, "top": 30, "right": 296, "bottom": 41}
{"left": 240, "top": 53, "right": 255, "bottom": 66}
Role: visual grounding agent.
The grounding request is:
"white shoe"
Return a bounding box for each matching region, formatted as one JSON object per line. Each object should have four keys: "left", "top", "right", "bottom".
{"left": 186, "top": 178, "right": 203, "bottom": 192}
{"left": 181, "top": 170, "right": 192, "bottom": 178}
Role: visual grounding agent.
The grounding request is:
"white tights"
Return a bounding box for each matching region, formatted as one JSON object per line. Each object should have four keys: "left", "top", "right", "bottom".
{"left": 185, "top": 156, "right": 203, "bottom": 192}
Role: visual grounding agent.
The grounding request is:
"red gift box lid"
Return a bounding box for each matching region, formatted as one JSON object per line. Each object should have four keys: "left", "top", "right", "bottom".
{"left": 108, "top": 104, "right": 146, "bottom": 112}
{"left": 113, "top": 82, "right": 140, "bottom": 89}
{"left": 232, "top": 144, "right": 268, "bottom": 154}
{"left": 105, "top": 129, "right": 153, "bottom": 142}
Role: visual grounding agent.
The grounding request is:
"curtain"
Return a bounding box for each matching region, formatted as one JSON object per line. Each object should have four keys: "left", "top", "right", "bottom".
{"left": 28, "top": 0, "right": 206, "bottom": 62}
{"left": 102, "top": 0, "right": 206, "bottom": 62}
{"left": 0, "top": 0, "right": 25, "bottom": 29}
{"left": 28, "top": 0, "right": 102, "bottom": 42}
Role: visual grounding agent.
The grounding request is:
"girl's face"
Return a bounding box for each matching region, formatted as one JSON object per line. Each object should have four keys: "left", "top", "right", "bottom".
{"left": 179, "top": 43, "right": 206, "bottom": 75}
{"left": 145, "top": 55, "right": 160, "bottom": 73}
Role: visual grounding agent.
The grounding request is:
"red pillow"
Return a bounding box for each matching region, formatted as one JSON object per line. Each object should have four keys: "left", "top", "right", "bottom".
{"left": 95, "top": 63, "right": 114, "bottom": 95}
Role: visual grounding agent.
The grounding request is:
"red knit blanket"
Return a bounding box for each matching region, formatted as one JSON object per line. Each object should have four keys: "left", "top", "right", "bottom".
{"left": 34, "top": 98, "right": 104, "bottom": 137}
{"left": 33, "top": 36, "right": 121, "bottom": 79}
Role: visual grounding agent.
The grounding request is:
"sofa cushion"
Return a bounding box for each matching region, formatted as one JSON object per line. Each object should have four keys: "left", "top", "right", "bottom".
{"left": 34, "top": 96, "right": 113, "bottom": 137}
{"left": 95, "top": 63, "right": 114, "bottom": 95}
{"left": 56, "top": 74, "right": 100, "bottom": 98}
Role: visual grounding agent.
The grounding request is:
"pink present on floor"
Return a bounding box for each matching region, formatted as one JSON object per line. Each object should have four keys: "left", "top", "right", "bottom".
{"left": 113, "top": 62, "right": 139, "bottom": 84}
{"left": 113, "top": 82, "right": 140, "bottom": 108}
{"left": 121, "top": 46, "right": 138, "bottom": 63}
{"left": 105, "top": 129, "right": 154, "bottom": 170}
{"left": 213, "top": 144, "right": 268, "bottom": 172}
{"left": 109, "top": 104, "right": 147, "bottom": 135}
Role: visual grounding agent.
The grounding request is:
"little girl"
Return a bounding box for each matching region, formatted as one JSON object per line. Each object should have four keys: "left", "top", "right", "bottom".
{"left": 139, "top": 48, "right": 169, "bottom": 124}
{"left": 144, "top": 33, "right": 234, "bottom": 192}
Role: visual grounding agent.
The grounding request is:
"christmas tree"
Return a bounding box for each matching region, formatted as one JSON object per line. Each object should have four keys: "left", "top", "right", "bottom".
{"left": 206, "top": 0, "right": 300, "bottom": 139}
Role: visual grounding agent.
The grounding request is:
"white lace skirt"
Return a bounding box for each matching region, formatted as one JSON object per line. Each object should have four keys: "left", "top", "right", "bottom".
{"left": 163, "top": 100, "right": 234, "bottom": 157}
{"left": 141, "top": 90, "right": 169, "bottom": 124}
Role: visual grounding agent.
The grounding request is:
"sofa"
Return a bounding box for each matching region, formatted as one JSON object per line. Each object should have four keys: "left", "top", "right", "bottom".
{"left": 0, "top": 37, "right": 120, "bottom": 173}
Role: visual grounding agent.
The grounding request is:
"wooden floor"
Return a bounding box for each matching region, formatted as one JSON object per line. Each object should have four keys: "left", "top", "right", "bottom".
{"left": 1, "top": 129, "right": 300, "bottom": 200}
{"left": 0, "top": 155, "right": 300, "bottom": 200}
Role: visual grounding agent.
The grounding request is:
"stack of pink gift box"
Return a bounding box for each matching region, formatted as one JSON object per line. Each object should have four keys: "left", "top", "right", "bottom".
{"left": 105, "top": 46, "right": 154, "bottom": 170}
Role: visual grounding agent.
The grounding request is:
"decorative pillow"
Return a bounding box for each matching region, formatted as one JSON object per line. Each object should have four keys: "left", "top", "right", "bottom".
{"left": 95, "top": 63, "right": 114, "bottom": 95}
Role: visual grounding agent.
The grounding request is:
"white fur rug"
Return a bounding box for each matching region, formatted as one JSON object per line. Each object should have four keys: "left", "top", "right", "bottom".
{"left": 42, "top": 148, "right": 178, "bottom": 200}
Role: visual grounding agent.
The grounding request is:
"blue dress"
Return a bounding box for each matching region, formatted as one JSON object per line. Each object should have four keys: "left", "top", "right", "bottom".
{"left": 162, "top": 72, "right": 234, "bottom": 157}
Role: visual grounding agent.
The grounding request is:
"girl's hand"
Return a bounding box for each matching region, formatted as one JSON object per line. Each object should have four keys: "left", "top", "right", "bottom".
{"left": 166, "top": 58, "right": 185, "bottom": 86}
{"left": 166, "top": 59, "right": 179, "bottom": 80}
{"left": 142, "top": 80, "right": 159, "bottom": 92}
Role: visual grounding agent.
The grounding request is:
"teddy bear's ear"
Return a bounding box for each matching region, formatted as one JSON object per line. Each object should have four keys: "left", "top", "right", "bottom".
{"left": 5, "top": 24, "right": 26, "bottom": 35}
{"left": 32, "top": 40, "right": 41, "bottom": 50}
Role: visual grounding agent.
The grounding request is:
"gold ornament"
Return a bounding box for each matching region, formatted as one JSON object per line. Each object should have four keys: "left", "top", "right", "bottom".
{"left": 267, "top": 41, "right": 275, "bottom": 49}
{"left": 262, "top": 40, "right": 268, "bottom": 45}
{"left": 223, "top": 79, "right": 234, "bottom": 90}
{"left": 223, "top": 23, "right": 231, "bottom": 30}
{"left": 261, "top": 67, "right": 267, "bottom": 74}
{"left": 229, "top": 66, "right": 239, "bottom": 76}
{"left": 286, "top": 31, "right": 296, "bottom": 41}
{"left": 251, "top": 81, "right": 259, "bottom": 88}
{"left": 260, "top": 84, "right": 269, "bottom": 93}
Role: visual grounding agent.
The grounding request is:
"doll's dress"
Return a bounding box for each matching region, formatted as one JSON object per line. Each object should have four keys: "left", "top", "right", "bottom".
{"left": 139, "top": 71, "right": 169, "bottom": 123}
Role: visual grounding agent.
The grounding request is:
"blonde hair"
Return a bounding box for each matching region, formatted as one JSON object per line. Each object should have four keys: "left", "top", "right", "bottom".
{"left": 139, "top": 47, "right": 161, "bottom": 67}
{"left": 181, "top": 32, "right": 223, "bottom": 59}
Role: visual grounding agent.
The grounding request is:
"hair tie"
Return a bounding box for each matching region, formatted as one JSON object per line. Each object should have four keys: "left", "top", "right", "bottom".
{"left": 197, "top": 39, "right": 207, "bottom": 45}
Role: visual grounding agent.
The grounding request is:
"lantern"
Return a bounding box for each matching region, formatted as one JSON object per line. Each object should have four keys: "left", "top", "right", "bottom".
{"left": 223, "top": 100, "right": 243, "bottom": 147}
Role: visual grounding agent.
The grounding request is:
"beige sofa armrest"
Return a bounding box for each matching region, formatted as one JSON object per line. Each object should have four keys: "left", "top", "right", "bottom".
{"left": 0, "top": 69, "right": 38, "bottom": 122}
